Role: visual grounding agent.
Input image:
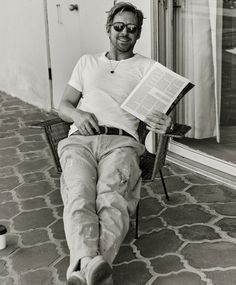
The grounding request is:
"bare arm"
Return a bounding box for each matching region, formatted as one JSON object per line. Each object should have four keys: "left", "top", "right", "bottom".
{"left": 58, "top": 84, "right": 100, "bottom": 135}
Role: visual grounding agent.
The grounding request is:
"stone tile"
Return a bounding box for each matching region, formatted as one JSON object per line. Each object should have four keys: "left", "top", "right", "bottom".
{"left": 0, "top": 277, "right": 14, "bottom": 285}
{"left": 187, "top": 185, "right": 236, "bottom": 203}
{"left": 0, "top": 137, "right": 21, "bottom": 149}
{"left": 19, "top": 269, "right": 53, "bottom": 285}
{"left": 54, "top": 257, "right": 69, "bottom": 283}
{"left": 0, "top": 148, "right": 17, "bottom": 156}
{"left": 16, "top": 159, "right": 49, "bottom": 174}
{"left": 179, "top": 225, "right": 221, "bottom": 241}
{"left": 215, "top": 218, "right": 236, "bottom": 238}
{"left": 113, "top": 261, "right": 152, "bottom": 285}
{"left": 49, "top": 219, "right": 66, "bottom": 240}
{"left": 139, "top": 197, "right": 164, "bottom": 217}
{"left": 113, "top": 245, "right": 136, "bottom": 264}
{"left": 181, "top": 241, "right": 236, "bottom": 268}
{"left": 47, "top": 166, "right": 60, "bottom": 178}
{"left": 0, "top": 192, "right": 13, "bottom": 202}
{"left": 60, "top": 240, "right": 69, "bottom": 255}
{"left": 13, "top": 208, "right": 55, "bottom": 231}
{"left": 22, "top": 151, "right": 49, "bottom": 160}
{"left": 123, "top": 229, "right": 135, "bottom": 244}
{"left": 0, "top": 131, "right": 17, "bottom": 138}
{"left": 0, "top": 156, "right": 21, "bottom": 168}
{"left": 22, "top": 172, "right": 46, "bottom": 183}
{"left": 154, "top": 166, "right": 172, "bottom": 178}
{"left": 0, "top": 167, "right": 15, "bottom": 178}
{"left": 0, "top": 176, "right": 20, "bottom": 191}
{"left": 0, "top": 123, "right": 20, "bottom": 132}
{"left": 21, "top": 229, "right": 50, "bottom": 245}
{"left": 15, "top": 181, "right": 52, "bottom": 199}
{"left": 151, "top": 176, "right": 188, "bottom": 194}
{"left": 141, "top": 186, "right": 150, "bottom": 198}
{"left": 54, "top": 179, "right": 60, "bottom": 188}
{"left": 151, "top": 254, "right": 184, "bottom": 274}
{"left": 134, "top": 229, "right": 183, "bottom": 258}
{"left": 10, "top": 243, "right": 59, "bottom": 273}
{"left": 2, "top": 117, "right": 19, "bottom": 124}
{"left": 205, "top": 270, "right": 236, "bottom": 285}
{"left": 0, "top": 202, "right": 19, "bottom": 219}
{"left": 48, "top": 189, "right": 63, "bottom": 206}
{"left": 0, "top": 259, "right": 8, "bottom": 277}
{"left": 23, "top": 134, "right": 45, "bottom": 142}
{"left": 153, "top": 271, "right": 207, "bottom": 285}
{"left": 21, "top": 197, "right": 47, "bottom": 210}
{"left": 184, "top": 173, "right": 215, "bottom": 185}
{"left": 18, "top": 142, "right": 47, "bottom": 152}
{"left": 161, "top": 192, "right": 190, "bottom": 205}
{"left": 161, "top": 205, "right": 215, "bottom": 226}
{"left": 55, "top": 206, "right": 64, "bottom": 218}
{"left": 209, "top": 202, "right": 236, "bottom": 216}
{"left": 21, "top": 112, "right": 52, "bottom": 122}
{"left": 139, "top": 216, "right": 163, "bottom": 233}
{"left": 18, "top": 128, "right": 44, "bottom": 136}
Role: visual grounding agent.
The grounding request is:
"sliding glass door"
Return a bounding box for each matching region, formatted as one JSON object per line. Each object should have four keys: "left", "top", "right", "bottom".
{"left": 156, "top": 0, "right": 236, "bottom": 177}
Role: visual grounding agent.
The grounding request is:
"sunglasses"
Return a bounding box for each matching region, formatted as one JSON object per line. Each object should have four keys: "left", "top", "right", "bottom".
{"left": 111, "top": 22, "right": 138, "bottom": 34}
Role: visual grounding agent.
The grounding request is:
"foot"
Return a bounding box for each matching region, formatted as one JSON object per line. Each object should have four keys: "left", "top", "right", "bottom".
{"left": 83, "top": 256, "right": 113, "bottom": 285}
{"left": 67, "top": 270, "right": 87, "bottom": 285}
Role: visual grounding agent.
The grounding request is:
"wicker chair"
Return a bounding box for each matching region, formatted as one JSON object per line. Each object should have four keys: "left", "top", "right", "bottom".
{"left": 32, "top": 117, "right": 191, "bottom": 238}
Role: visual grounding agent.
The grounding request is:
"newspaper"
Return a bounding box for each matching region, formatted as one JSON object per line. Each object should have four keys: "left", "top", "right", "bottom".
{"left": 121, "top": 62, "right": 194, "bottom": 121}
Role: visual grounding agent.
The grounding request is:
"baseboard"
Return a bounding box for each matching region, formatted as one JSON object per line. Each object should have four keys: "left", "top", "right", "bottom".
{"left": 167, "top": 151, "right": 236, "bottom": 190}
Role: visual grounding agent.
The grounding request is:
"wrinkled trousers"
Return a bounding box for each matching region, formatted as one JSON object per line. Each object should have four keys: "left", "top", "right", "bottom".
{"left": 58, "top": 134, "right": 145, "bottom": 278}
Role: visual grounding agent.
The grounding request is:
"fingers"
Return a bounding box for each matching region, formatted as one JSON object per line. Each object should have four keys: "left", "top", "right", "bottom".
{"left": 144, "top": 111, "right": 172, "bottom": 134}
{"left": 74, "top": 110, "right": 100, "bottom": 136}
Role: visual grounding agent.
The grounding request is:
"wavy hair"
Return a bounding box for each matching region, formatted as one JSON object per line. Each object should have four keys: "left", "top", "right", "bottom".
{"left": 106, "top": 2, "right": 144, "bottom": 38}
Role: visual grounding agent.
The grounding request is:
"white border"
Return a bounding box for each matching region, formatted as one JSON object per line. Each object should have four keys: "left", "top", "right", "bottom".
{"left": 169, "top": 140, "right": 236, "bottom": 177}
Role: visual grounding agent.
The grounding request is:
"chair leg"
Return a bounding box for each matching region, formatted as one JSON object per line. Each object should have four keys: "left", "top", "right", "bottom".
{"left": 159, "top": 169, "right": 170, "bottom": 201}
{"left": 135, "top": 202, "right": 140, "bottom": 239}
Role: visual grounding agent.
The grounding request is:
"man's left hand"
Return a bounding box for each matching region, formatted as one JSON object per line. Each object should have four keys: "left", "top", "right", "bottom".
{"left": 144, "top": 111, "right": 172, "bottom": 134}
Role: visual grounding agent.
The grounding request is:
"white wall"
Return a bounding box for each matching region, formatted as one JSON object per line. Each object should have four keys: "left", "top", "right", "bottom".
{"left": 0, "top": 0, "right": 50, "bottom": 110}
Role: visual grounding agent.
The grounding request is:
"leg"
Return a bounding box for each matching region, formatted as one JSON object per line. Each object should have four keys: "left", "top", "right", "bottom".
{"left": 96, "top": 146, "right": 142, "bottom": 265}
{"left": 58, "top": 137, "right": 99, "bottom": 279}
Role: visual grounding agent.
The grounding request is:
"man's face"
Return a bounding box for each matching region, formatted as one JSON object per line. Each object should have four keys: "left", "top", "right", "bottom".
{"left": 109, "top": 11, "right": 140, "bottom": 54}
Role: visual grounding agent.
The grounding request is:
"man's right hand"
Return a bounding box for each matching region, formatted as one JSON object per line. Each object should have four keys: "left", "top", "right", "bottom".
{"left": 72, "top": 109, "right": 100, "bottom": 136}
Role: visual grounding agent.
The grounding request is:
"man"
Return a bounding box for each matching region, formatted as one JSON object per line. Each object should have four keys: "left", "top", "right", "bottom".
{"left": 58, "top": 2, "right": 172, "bottom": 285}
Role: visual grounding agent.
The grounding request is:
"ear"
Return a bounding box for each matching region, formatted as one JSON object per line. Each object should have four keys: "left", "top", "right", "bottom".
{"left": 137, "top": 28, "right": 142, "bottom": 40}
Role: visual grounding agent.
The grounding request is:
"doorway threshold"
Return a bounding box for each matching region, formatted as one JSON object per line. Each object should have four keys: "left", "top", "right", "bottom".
{"left": 167, "top": 151, "right": 236, "bottom": 190}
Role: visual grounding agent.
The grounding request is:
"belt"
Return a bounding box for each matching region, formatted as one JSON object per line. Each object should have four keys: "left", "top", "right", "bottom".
{"left": 72, "top": 126, "right": 134, "bottom": 139}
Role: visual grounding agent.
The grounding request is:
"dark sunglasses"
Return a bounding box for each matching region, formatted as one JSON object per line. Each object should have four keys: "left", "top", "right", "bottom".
{"left": 111, "top": 22, "right": 138, "bottom": 34}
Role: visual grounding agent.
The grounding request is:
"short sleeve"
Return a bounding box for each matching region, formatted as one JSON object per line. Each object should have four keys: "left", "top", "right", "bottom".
{"left": 68, "top": 55, "right": 86, "bottom": 92}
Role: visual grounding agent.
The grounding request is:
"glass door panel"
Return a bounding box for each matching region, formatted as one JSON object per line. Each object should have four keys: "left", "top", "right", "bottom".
{"left": 158, "top": 0, "right": 236, "bottom": 176}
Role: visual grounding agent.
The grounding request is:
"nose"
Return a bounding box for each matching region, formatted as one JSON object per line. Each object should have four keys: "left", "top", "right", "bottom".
{"left": 120, "top": 26, "right": 128, "bottom": 36}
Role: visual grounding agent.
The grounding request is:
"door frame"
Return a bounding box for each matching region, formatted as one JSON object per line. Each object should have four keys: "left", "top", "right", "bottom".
{"left": 43, "top": 0, "right": 53, "bottom": 111}
{"left": 153, "top": 0, "right": 236, "bottom": 179}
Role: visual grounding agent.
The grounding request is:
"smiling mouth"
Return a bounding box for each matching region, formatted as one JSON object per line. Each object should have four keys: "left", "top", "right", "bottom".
{"left": 118, "top": 38, "right": 130, "bottom": 42}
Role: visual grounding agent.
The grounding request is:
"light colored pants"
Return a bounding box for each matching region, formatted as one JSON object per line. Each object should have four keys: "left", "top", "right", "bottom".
{"left": 58, "top": 134, "right": 145, "bottom": 278}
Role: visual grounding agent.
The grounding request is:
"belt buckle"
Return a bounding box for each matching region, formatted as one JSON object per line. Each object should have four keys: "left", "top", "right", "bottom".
{"left": 118, "top": 129, "right": 123, "bottom": 136}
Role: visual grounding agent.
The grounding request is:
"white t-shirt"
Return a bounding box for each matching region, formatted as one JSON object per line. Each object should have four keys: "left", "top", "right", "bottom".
{"left": 68, "top": 52, "right": 155, "bottom": 140}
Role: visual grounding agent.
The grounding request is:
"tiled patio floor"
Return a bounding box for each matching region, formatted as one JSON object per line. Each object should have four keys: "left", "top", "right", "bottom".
{"left": 1, "top": 91, "right": 236, "bottom": 285}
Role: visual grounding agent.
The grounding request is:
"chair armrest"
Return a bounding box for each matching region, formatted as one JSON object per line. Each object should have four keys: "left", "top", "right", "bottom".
{"left": 165, "top": 123, "right": 191, "bottom": 138}
{"left": 30, "top": 117, "right": 71, "bottom": 173}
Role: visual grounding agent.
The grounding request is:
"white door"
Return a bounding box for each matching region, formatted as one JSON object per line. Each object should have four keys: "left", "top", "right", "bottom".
{"left": 46, "top": 0, "right": 114, "bottom": 109}
{"left": 46, "top": 0, "right": 81, "bottom": 109}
